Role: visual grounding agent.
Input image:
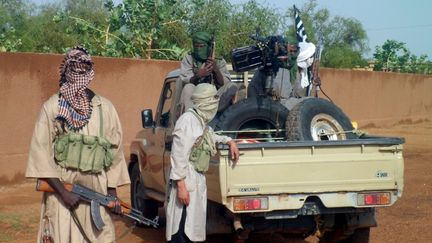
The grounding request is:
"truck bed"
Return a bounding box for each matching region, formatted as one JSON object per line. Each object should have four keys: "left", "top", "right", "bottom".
{"left": 213, "top": 136, "right": 404, "bottom": 211}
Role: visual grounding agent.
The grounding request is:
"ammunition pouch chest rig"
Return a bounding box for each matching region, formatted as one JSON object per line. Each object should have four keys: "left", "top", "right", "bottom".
{"left": 54, "top": 105, "right": 113, "bottom": 173}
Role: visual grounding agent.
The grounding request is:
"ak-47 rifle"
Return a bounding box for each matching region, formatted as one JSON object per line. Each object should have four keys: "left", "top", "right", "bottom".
{"left": 200, "top": 36, "right": 216, "bottom": 68}
{"left": 208, "top": 36, "right": 218, "bottom": 85}
{"left": 210, "top": 36, "right": 216, "bottom": 60}
{"left": 36, "top": 179, "right": 159, "bottom": 230}
{"left": 308, "top": 38, "right": 324, "bottom": 97}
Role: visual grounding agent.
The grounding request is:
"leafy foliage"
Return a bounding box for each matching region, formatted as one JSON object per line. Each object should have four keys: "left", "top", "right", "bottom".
{"left": 285, "top": 1, "right": 368, "bottom": 68}
{"left": 373, "top": 40, "right": 431, "bottom": 74}
{"left": 0, "top": 0, "right": 430, "bottom": 74}
{"left": 0, "top": 0, "right": 29, "bottom": 51}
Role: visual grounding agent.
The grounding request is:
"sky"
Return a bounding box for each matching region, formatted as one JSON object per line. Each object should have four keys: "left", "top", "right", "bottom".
{"left": 31, "top": 0, "right": 432, "bottom": 59}
{"left": 231, "top": 0, "right": 432, "bottom": 59}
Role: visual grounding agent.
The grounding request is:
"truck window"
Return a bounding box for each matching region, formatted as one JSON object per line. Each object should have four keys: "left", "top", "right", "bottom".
{"left": 158, "top": 79, "right": 176, "bottom": 127}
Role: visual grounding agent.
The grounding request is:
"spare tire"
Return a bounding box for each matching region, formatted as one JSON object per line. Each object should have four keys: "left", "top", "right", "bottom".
{"left": 285, "top": 98, "right": 357, "bottom": 141}
{"left": 214, "top": 97, "right": 289, "bottom": 140}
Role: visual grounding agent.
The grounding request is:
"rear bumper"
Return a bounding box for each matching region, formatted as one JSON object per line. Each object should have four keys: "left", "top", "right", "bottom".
{"left": 224, "top": 190, "right": 399, "bottom": 214}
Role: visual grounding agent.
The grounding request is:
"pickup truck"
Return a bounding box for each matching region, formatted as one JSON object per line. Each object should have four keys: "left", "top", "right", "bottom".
{"left": 128, "top": 69, "right": 404, "bottom": 242}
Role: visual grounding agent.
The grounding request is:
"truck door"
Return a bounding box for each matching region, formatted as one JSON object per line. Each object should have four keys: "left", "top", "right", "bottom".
{"left": 154, "top": 78, "right": 177, "bottom": 185}
{"left": 142, "top": 78, "right": 177, "bottom": 192}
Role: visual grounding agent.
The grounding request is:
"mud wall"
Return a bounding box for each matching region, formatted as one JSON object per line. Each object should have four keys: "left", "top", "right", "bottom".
{"left": 0, "top": 52, "right": 179, "bottom": 183}
{"left": 319, "top": 68, "right": 432, "bottom": 126}
{"left": 1, "top": 52, "right": 431, "bottom": 183}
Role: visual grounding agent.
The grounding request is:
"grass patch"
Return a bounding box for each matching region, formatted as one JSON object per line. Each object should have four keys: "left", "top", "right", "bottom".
{"left": 0, "top": 212, "right": 26, "bottom": 242}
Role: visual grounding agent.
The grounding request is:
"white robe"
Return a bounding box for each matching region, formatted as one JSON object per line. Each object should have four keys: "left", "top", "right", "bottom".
{"left": 26, "top": 93, "right": 130, "bottom": 243}
{"left": 165, "top": 111, "right": 231, "bottom": 242}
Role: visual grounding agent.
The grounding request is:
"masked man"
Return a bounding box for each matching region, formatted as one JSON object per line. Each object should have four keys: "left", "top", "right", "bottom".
{"left": 26, "top": 46, "right": 130, "bottom": 243}
{"left": 166, "top": 83, "right": 239, "bottom": 242}
{"left": 179, "top": 31, "right": 238, "bottom": 114}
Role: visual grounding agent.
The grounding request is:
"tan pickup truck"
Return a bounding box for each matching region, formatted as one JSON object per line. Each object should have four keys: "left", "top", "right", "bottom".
{"left": 128, "top": 69, "right": 404, "bottom": 242}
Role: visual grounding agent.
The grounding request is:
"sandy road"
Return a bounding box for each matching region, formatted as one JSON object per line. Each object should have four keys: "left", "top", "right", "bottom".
{"left": 1, "top": 120, "right": 431, "bottom": 243}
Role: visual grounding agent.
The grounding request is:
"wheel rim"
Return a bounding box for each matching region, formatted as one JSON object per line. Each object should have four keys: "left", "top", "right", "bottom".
{"left": 132, "top": 174, "right": 146, "bottom": 211}
{"left": 310, "top": 113, "right": 347, "bottom": 141}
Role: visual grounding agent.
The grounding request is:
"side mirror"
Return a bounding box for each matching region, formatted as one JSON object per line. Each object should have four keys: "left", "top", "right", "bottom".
{"left": 141, "top": 109, "right": 154, "bottom": 128}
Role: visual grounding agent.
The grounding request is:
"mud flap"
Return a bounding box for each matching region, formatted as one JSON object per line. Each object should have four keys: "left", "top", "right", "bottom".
{"left": 345, "top": 209, "right": 377, "bottom": 230}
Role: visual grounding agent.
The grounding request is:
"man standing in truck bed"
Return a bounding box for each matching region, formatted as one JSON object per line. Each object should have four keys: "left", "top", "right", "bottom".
{"left": 166, "top": 83, "right": 239, "bottom": 242}
{"left": 179, "top": 31, "right": 238, "bottom": 114}
{"left": 247, "top": 37, "right": 316, "bottom": 110}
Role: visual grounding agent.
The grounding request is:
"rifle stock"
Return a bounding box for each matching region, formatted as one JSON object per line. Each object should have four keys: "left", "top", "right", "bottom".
{"left": 36, "top": 178, "right": 73, "bottom": 193}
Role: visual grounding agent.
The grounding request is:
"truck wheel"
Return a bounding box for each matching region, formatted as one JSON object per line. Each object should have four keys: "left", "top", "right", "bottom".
{"left": 130, "top": 162, "right": 158, "bottom": 226}
{"left": 285, "top": 98, "right": 357, "bottom": 141}
{"left": 214, "top": 97, "right": 289, "bottom": 140}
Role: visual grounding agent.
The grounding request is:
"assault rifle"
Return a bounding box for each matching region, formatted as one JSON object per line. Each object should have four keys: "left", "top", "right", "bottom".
{"left": 210, "top": 36, "right": 216, "bottom": 60}
{"left": 307, "top": 37, "right": 324, "bottom": 97}
{"left": 36, "top": 179, "right": 159, "bottom": 230}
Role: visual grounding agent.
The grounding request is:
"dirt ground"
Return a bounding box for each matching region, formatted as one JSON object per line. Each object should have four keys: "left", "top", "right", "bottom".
{"left": 1, "top": 119, "right": 431, "bottom": 243}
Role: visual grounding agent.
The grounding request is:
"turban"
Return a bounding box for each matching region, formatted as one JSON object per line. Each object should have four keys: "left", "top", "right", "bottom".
{"left": 192, "top": 31, "right": 212, "bottom": 44}
{"left": 297, "top": 42, "right": 316, "bottom": 88}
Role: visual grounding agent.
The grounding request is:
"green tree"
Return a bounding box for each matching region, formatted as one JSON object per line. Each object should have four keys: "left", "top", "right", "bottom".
{"left": 0, "top": 0, "right": 31, "bottom": 51}
{"left": 373, "top": 40, "right": 409, "bottom": 72}
{"left": 8, "top": 0, "right": 430, "bottom": 76}
{"left": 179, "top": 0, "right": 283, "bottom": 62}
{"left": 52, "top": 0, "right": 188, "bottom": 59}
{"left": 285, "top": 0, "right": 368, "bottom": 68}
{"left": 373, "top": 39, "right": 431, "bottom": 74}
{"left": 104, "top": 0, "right": 184, "bottom": 59}
{"left": 222, "top": 0, "right": 283, "bottom": 62}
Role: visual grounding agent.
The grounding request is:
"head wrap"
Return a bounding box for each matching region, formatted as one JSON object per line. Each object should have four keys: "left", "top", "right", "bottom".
{"left": 297, "top": 42, "right": 316, "bottom": 88}
{"left": 297, "top": 42, "right": 316, "bottom": 63}
{"left": 57, "top": 46, "right": 94, "bottom": 130}
{"left": 191, "top": 83, "right": 219, "bottom": 124}
{"left": 192, "top": 31, "right": 212, "bottom": 62}
{"left": 192, "top": 32, "right": 212, "bottom": 45}
{"left": 190, "top": 83, "right": 219, "bottom": 157}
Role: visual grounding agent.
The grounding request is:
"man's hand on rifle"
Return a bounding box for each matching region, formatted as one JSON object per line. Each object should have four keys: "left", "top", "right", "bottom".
{"left": 44, "top": 178, "right": 80, "bottom": 209}
{"left": 207, "top": 58, "right": 225, "bottom": 87}
{"left": 196, "top": 61, "right": 213, "bottom": 79}
{"left": 205, "top": 58, "right": 216, "bottom": 71}
{"left": 60, "top": 190, "right": 80, "bottom": 209}
{"left": 108, "top": 187, "right": 122, "bottom": 215}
